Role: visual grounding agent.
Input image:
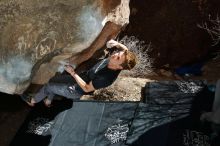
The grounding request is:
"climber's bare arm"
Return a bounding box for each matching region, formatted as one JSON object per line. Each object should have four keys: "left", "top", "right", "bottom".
{"left": 67, "top": 22, "right": 122, "bottom": 66}
{"left": 106, "top": 39, "right": 128, "bottom": 51}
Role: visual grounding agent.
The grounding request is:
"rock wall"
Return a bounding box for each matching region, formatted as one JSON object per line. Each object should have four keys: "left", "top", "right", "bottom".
{"left": 0, "top": 0, "right": 129, "bottom": 94}
{"left": 121, "top": 0, "right": 220, "bottom": 68}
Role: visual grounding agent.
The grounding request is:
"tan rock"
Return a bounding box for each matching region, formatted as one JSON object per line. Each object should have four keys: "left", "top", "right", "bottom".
{"left": 0, "top": 0, "right": 130, "bottom": 94}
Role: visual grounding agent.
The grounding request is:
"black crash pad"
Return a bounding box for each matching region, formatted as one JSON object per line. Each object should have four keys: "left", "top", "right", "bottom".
{"left": 127, "top": 80, "right": 219, "bottom": 146}
{"left": 11, "top": 99, "right": 138, "bottom": 146}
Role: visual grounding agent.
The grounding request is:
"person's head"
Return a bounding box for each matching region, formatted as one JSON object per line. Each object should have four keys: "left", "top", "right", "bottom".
{"left": 109, "top": 50, "right": 137, "bottom": 70}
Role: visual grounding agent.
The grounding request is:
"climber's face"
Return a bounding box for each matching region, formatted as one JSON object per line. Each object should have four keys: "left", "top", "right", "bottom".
{"left": 109, "top": 51, "right": 126, "bottom": 70}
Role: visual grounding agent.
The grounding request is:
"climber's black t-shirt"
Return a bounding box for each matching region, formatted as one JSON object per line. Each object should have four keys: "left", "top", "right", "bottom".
{"left": 74, "top": 58, "right": 121, "bottom": 95}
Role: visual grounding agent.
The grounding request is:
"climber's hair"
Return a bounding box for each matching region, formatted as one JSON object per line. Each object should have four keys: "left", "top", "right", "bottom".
{"left": 121, "top": 50, "right": 137, "bottom": 70}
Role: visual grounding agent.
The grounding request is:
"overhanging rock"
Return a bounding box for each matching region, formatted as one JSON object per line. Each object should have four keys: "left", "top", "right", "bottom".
{"left": 0, "top": 0, "right": 130, "bottom": 94}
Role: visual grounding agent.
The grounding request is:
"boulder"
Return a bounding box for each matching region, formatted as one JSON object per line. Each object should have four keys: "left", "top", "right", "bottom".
{"left": 0, "top": 0, "right": 130, "bottom": 94}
